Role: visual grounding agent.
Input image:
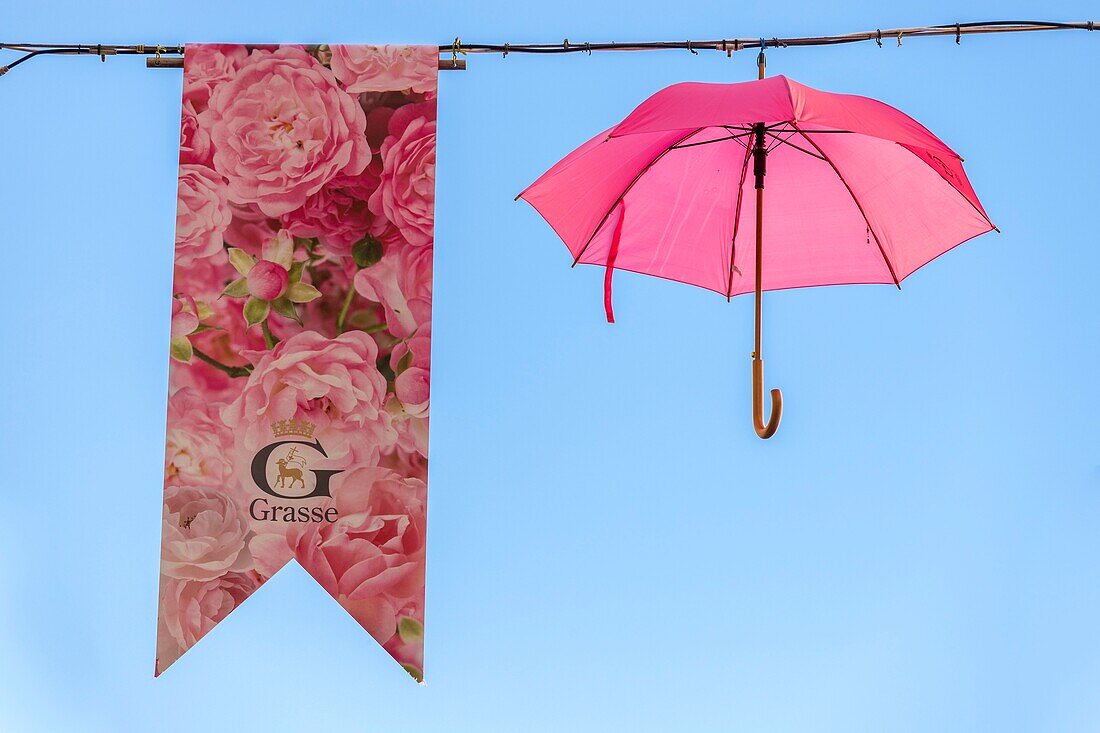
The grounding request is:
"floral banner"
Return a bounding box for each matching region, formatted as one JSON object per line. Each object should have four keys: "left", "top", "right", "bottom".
{"left": 157, "top": 44, "right": 436, "bottom": 681}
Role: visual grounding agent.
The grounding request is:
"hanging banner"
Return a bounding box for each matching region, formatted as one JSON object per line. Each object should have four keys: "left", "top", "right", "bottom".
{"left": 157, "top": 44, "right": 436, "bottom": 681}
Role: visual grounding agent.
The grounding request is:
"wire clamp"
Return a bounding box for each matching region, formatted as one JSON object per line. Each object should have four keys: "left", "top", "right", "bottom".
{"left": 450, "top": 37, "right": 465, "bottom": 68}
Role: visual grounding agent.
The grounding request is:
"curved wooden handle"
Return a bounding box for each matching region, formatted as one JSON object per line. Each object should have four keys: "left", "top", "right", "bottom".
{"left": 752, "top": 357, "right": 782, "bottom": 439}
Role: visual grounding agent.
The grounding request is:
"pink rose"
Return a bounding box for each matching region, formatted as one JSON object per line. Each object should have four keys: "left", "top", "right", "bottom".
{"left": 171, "top": 243, "right": 235, "bottom": 303}
{"left": 266, "top": 260, "right": 357, "bottom": 340}
{"left": 330, "top": 45, "right": 436, "bottom": 95}
{"left": 170, "top": 297, "right": 199, "bottom": 338}
{"left": 161, "top": 485, "right": 253, "bottom": 581}
{"left": 164, "top": 388, "right": 235, "bottom": 487}
{"left": 179, "top": 99, "right": 212, "bottom": 166}
{"left": 391, "top": 322, "right": 431, "bottom": 416}
{"left": 248, "top": 532, "right": 293, "bottom": 580}
{"left": 369, "top": 103, "right": 436, "bottom": 247}
{"left": 168, "top": 303, "right": 266, "bottom": 401}
{"left": 290, "top": 466, "right": 426, "bottom": 644}
{"left": 183, "top": 44, "right": 249, "bottom": 111}
{"left": 247, "top": 259, "right": 289, "bottom": 300}
{"left": 224, "top": 202, "right": 280, "bottom": 255}
{"left": 157, "top": 571, "right": 259, "bottom": 671}
{"left": 385, "top": 322, "right": 430, "bottom": 460}
{"left": 176, "top": 164, "right": 231, "bottom": 269}
{"left": 394, "top": 368, "right": 429, "bottom": 416}
{"left": 354, "top": 240, "right": 433, "bottom": 338}
{"left": 205, "top": 47, "right": 370, "bottom": 217}
{"left": 281, "top": 170, "right": 379, "bottom": 258}
{"left": 220, "top": 330, "right": 396, "bottom": 460}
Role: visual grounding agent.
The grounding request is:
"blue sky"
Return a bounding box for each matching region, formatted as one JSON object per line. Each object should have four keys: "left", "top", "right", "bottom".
{"left": 1, "top": 2, "right": 1097, "bottom": 731}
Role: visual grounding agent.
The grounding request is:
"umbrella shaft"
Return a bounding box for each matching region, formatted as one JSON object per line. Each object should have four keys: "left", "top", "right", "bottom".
{"left": 752, "top": 122, "right": 767, "bottom": 361}
{"left": 755, "top": 186, "right": 764, "bottom": 360}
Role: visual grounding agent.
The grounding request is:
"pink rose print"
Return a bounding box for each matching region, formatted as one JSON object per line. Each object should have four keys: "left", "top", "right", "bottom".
{"left": 281, "top": 170, "right": 379, "bottom": 258}
{"left": 224, "top": 202, "right": 279, "bottom": 254}
{"left": 386, "top": 322, "right": 431, "bottom": 460}
{"left": 205, "top": 46, "right": 370, "bottom": 217}
{"left": 354, "top": 241, "right": 433, "bottom": 338}
{"left": 247, "top": 259, "right": 289, "bottom": 301}
{"left": 175, "top": 164, "right": 231, "bottom": 269}
{"left": 330, "top": 45, "right": 437, "bottom": 95}
{"left": 164, "top": 388, "right": 235, "bottom": 486}
{"left": 156, "top": 571, "right": 259, "bottom": 673}
{"left": 161, "top": 485, "right": 253, "bottom": 581}
{"left": 369, "top": 102, "right": 437, "bottom": 247}
{"left": 290, "top": 466, "right": 426, "bottom": 675}
{"left": 170, "top": 296, "right": 200, "bottom": 339}
{"left": 179, "top": 99, "right": 212, "bottom": 166}
{"left": 220, "top": 330, "right": 397, "bottom": 459}
{"left": 182, "top": 44, "right": 248, "bottom": 112}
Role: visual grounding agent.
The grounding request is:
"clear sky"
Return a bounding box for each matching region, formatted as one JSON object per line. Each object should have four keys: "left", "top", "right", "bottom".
{"left": 1, "top": 2, "right": 1097, "bottom": 731}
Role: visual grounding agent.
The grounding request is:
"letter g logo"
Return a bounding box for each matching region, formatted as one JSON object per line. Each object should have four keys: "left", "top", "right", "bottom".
{"left": 249, "top": 438, "right": 344, "bottom": 500}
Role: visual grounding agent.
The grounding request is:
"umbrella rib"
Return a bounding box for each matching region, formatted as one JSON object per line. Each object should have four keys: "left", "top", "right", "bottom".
{"left": 670, "top": 130, "right": 754, "bottom": 150}
{"left": 790, "top": 122, "right": 902, "bottom": 289}
{"left": 571, "top": 127, "right": 704, "bottom": 267}
{"left": 765, "top": 131, "right": 826, "bottom": 160}
{"left": 725, "top": 141, "right": 755, "bottom": 300}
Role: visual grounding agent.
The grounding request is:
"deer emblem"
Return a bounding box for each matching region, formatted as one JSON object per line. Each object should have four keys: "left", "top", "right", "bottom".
{"left": 274, "top": 447, "right": 306, "bottom": 490}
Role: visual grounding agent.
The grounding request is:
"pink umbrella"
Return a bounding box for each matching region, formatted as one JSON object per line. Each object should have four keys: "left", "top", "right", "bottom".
{"left": 518, "top": 55, "right": 995, "bottom": 438}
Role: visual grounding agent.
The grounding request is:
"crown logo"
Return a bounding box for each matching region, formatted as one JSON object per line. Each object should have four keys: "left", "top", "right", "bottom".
{"left": 270, "top": 419, "right": 316, "bottom": 439}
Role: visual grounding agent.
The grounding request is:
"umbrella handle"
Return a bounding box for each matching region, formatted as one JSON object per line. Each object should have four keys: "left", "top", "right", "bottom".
{"left": 752, "top": 356, "right": 782, "bottom": 439}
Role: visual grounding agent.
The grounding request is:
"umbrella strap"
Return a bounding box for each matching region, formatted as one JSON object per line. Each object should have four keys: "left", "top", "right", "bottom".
{"left": 604, "top": 202, "right": 625, "bottom": 323}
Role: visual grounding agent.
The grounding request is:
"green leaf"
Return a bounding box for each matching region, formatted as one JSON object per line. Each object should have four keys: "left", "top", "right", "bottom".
{"left": 288, "top": 260, "right": 306, "bottom": 284}
{"left": 397, "top": 616, "right": 423, "bottom": 644}
{"left": 228, "top": 248, "right": 255, "bottom": 276}
{"left": 352, "top": 236, "right": 383, "bottom": 268}
{"left": 286, "top": 282, "right": 321, "bottom": 304}
{"left": 395, "top": 347, "right": 414, "bottom": 375}
{"left": 169, "top": 336, "right": 193, "bottom": 363}
{"left": 243, "top": 297, "right": 270, "bottom": 326}
{"left": 401, "top": 664, "right": 424, "bottom": 683}
{"left": 222, "top": 277, "right": 250, "bottom": 298}
{"left": 270, "top": 296, "right": 301, "bottom": 323}
{"left": 195, "top": 300, "right": 214, "bottom": 320}
{"left": 191, "top": 323, "right": 223, "bottom": 334}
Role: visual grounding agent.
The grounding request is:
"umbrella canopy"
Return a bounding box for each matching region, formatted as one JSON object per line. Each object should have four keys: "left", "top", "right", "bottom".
{"left": 519, "top": 74, "right": 993, "bottom": 298}
{"left": 518, "top": 72, "right": 995, "bottom": 438}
